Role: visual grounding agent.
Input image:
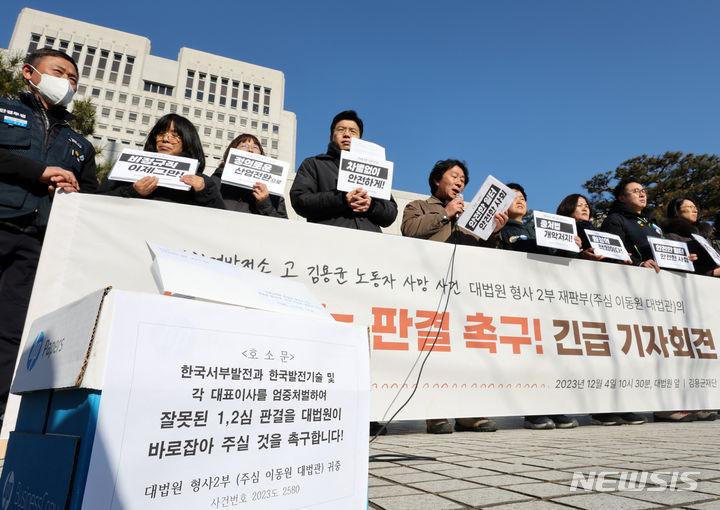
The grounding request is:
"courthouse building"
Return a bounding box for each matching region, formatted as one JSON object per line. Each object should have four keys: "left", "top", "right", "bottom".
{"left": 6, "top": 8, "right": 297, "bottom": 170}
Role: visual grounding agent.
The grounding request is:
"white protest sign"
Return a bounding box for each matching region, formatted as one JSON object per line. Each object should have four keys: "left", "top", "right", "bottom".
{"left": 457, "top": 175, "right": 515, "bottom": 240}
{"left": 14, "top": 194, "right": 720, "bottom": 427}
{"left": 649, "top": 237, "right": 694, "bottom": 271}
{"left": 349, "top": 138, "right": 385, "bottom": 160}
{"left": 221, "top": 149, "right": 290, "bottom": 197}
{"left": 691, "top": 234, "right": 720, "bottom": 267}
{"left": 534, "top": 211, "right": 579, "bottom": 252}
{"left": 147, "top": 242, "right": 331, "bottom": 320}
{"left": 337, "top": 142, "right": 393, "bottom": 200}
{"left": 584, "top": 229, "right": 632, "bottom": 262}
{"left": 81, "top": 292, "right": 369, "bottom": 510}
{"left": 108, "top": 149, "right": 197, "bottom": 190}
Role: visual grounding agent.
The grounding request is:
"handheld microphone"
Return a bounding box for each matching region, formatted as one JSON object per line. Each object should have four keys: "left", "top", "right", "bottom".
{"left": 455, "top": 193, "right": 464, "bottom": 220}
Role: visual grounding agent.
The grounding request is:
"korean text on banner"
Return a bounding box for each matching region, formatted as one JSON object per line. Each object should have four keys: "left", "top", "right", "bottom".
{"left": 221, "top": 149, "right": 289, "bottom": 197}
{"left": 81, "top": 293, "right": 369, "bottom": 510}
{"left": 337, "top": 139, "right": 393, "bottom": 200}
{"left": 534, "top": 210, "right": 579, "bottom": 252}
{"left": 584, "top": 229, "right": 632, "bottom": 262}
{"left": 108, "top": 149, "right": 197, "bottom": 190}
{"left": 458, "top": 175, "right": 515, "bottom": 240}
{"left": 649, "top": 237, "right": 694, "bottom": 272}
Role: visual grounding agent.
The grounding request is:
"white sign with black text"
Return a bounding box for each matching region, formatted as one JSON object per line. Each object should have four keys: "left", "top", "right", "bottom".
{"left": 691, "top": 234, "right": 720, "bottom": 267}
{"left": 81, "top": 293, "right": 369, "bottom": 510}
{"left": 584, "top": 230, "right": 632, "bottom": 262}
{"left": 221, "top": 150, "right": 290, "bottom": 197}
{"left": 337, "top": 151, "right": 393, "bottom": 200}
{"left": 457, "top": 175, "right": 515, "bottom": 240}
{"left": 649, "top": 237, "right": 694, "bottom": 272}
{"left": 108, "top": 149, "right": 197, "bottom": 190}
{"left": 534, "top": 211, "right": 579, "bottom": 252}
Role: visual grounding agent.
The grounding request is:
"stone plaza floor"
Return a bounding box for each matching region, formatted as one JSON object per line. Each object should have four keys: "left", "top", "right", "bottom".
{"left": 368, "top": 415, "right": 720, "bottom": 509}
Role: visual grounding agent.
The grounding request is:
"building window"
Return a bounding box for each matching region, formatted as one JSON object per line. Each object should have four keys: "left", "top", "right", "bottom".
{"left": 219, "top": 78, "right": 228, "bottom": 107}
{"left": 96, "top": 50, "right": 109, "bottom": 80}
{"left": 194, "top": 109, "right": 201, "bottom": 118}
{"left": 185, "top": 70, "right": 194, "bottom": 99}
{"left": 243, "top": 83, "right": 250, "bottom": 101}
{"left": 143, "top": 81, "right": 174, "bottom": 96}
{"left": 91, "top": 88, "right": 101, "bottom": 97}
{"left": 145, "top": 99, "right": 153, "bottom": 108}
{"left": 27, "top": 34, "right": 41, "bottom": 54}
{"left": 206, "top": 111, "right": 213, "bottom": 120}
{"left": 115, "top": 110, "right": 124, "bottom": 120}
{"left": 231, "top": 81, "right": 239, "bottom": 108}
{"left": 263, "top": 87, "right": 271, "bottom": 105}
{"left": 43, "top": 36, "right": 55, "bottom": 49}
{"left": 169, "top": 103, "right": 177, "bottom": 113}
{"left": 182, "top": 106, "right": 190, "bottom": 115}
{"left": 229, "top": 115, "right": 236, "bottom": 124}
{"left": 109, "top": 53, "right": 122, "bottom": 83}
{"left": 261, "top": 123, "right": 268, "bottom": 132}
{"left": 272, "top": 140, "right": 278, "bottom": 150}
{"left": 204, "top": 127, "right": 211, "bottom": 136}
{"left": 82, "top": 47, "right": 96, "bottom": 78}
{"left": 129, "top": 112, "right": 137, "bottom": 122}
{"left": 77, "top": 85, "right": 87, "bottom": 96}
{"left": 253, "top": 85, "right": 260, "bottom": 103}
{"left": 217, "top": 113, "right": 225, "bottom": 122}
{"left": 252, "top": 104, "right": 259, "bottom": 113}
{"left": 208, "top": 75, "right": 217, "bottom": 104}
{"left": 240, "top": 118, "right": 247, "bottom": 127}
{"left": 261, "top": 137, "right": 268, "bottom": 146}
{"left": 105, "top": 90, "right": 114, "bottom": 101}
{"left": 118, "top": 93, "right": 127, "bottom": 103}
{"left": 251, "top": 120, "right": 258, "bottom": 129}
{"left": 59, "top": 40, "right": 69, "bottom": 52}
{"left": 157, "top": 101, "right": 166, "bottom": 111}
{"left": 72, "top": 43, "right": 82, "bottom": 63}
{"left": 142, "top": 115, "right": 150, "bottom": 125}
{"left": 101, "top": 107, "right": 110, "bottom": 118}
{"left": 122, "top": 56, "right": 134, "bottom": 86}
{"left": 215, "top": 129, "right": 222, "bottom": 139}
{"left": 263, "top": 106, "right": 269, "bottom": 115}
{"left": 272, "top": 125, "right": 279, "bottom": 134}
{"left": 196, "top": 73, "right": 206, "bottom": 101}
{"left": 227, "top": 132, "right": 234, "bottom": 140}
{"left": 125, "top": 129, "right": 134, "bottom": 135}
{"left": 242, "top": 101, "right": 248, "bottom": 111}
{"left": 112, "top": 126, "right": 121, "bottom": 132}
{"left": 131, "top": 96, "right": 140, "bottom": 106}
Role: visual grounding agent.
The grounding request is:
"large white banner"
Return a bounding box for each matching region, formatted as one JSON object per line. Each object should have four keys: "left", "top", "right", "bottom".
{"left": 19, "top": 193, "right": 720, "bottom": 421}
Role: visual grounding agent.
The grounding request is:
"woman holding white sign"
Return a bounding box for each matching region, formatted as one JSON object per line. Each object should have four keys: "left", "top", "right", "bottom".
{"left": 212, "top": 134, "right": 287, "bottom": 218}
{"left": 98, "top": 114, "right": 224, "bottom": 209}
{"left": 661, "top": 198, "right": 720, "bottom": 277}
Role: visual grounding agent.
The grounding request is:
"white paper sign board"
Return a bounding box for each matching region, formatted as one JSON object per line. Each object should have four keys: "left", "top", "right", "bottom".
{"left": 81, "top": 292, "right": 369, "bottom": 510}
{"left": 584, "top": 229, "right": 632, "bottom": 262}
{"left": 691, "top": 234, "right": 720, "bottom": 267}
{"left": 350, "top": 138, "right": 385, "bottom": 160}
{"left": 108, "top": 149, "right": 197, "bottom": 190}
{"left": 457, "top": 175, "right": 515, "bottom": 240}
{"left": 221, "top": 149, "right": 290, "bottom": 197}
{"left": 337, "top": 151, "right": 393, "bottom": 200}
{"left": 534, "top": 211, "right": 579, "bottom": 252}
{"left": 11, "top": 288, "right": 108, "bottom": 393}
{"left": 649, "top": 237, "right": 694, "bottom": 271}
{"left": 148, "top": 242, "right": 331, "bottom": 320}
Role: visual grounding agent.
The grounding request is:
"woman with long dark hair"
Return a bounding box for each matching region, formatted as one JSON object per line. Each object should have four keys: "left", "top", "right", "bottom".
{"left": 98, "top": 114, "right": 224, "bottom": 208}
{"left": 211, "top": 134, "right": 287, "bottom": 218}
{"left": 661, "top": 197, "right": 719, "bottom": 277}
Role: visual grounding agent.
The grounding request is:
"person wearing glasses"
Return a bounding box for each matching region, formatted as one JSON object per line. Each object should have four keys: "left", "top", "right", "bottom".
{"left": 289, "top": 110, "right": 397, "bottom": 232}
{"left": 98, "top": 114, "right": 224, "bottom": 209}
{"left": 600, "top": 178, "right": 661, "bottom": 272}
{"left": 211, "top": 134, "right": 287, "bottom": 218}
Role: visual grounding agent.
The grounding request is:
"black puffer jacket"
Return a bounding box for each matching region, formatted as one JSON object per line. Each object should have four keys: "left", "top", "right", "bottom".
{"left": 211, "top": 166, "right": 287, "bottom": 218}
{"left": 660, "top": 217, "right": 719, "bottom": 276}
{"left": 601, "top": 201, "right": 662, "bottom": 265}
{"left": 289, "top": 142, "right": 397, "bottom": 232}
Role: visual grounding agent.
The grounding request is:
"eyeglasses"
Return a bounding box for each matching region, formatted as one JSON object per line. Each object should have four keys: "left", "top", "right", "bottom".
{"left": 625, "top": 188, "right": 646, "bottom": 196}
{"left": 334, "top": 126, "right": 360, "bottom": 136}
{"left": 239, "top": 143, "right": 260, "bottom": 151}
{"left": 156, "top": 130, "right": 181, "bottom": 143}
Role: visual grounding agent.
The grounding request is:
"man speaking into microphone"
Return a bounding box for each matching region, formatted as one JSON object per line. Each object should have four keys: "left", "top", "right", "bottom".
{"left": 400, "top": 159, "right": 508, "bottom": 434}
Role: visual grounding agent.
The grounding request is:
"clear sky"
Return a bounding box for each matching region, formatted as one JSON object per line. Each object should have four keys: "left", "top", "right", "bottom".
{"left": 4, "top": 0, "right": 719, "bottom": 213}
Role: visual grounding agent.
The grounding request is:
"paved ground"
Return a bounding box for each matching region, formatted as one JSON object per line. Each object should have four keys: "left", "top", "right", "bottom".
{"left": 368, "top": 415, "right": 720, "bottom": 509}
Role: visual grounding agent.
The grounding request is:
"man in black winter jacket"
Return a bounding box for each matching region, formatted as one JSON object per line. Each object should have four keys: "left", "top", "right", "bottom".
{"left": 0, "top": 49, "right": 97, "bottom": 419}
{"left": 289, "top": 110, "right": 397, "bottom": 232}
{"left": 600, "top": 178, "right": 661, "bottom": 273}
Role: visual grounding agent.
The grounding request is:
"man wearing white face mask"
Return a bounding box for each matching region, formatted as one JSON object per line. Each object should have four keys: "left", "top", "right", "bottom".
{"left": 0, "top": 48, "right": 97, "bottom": 421}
